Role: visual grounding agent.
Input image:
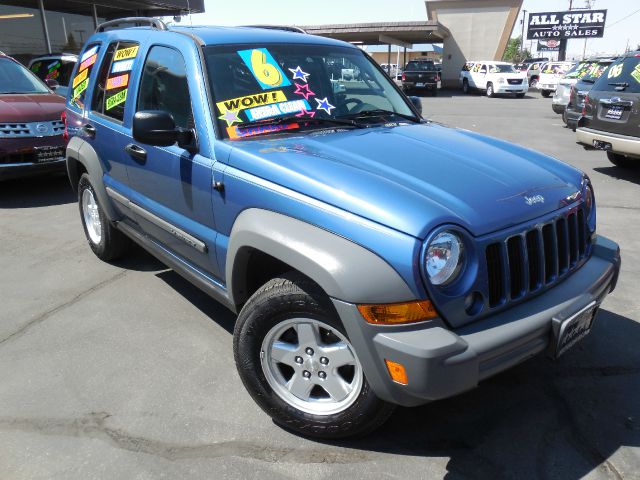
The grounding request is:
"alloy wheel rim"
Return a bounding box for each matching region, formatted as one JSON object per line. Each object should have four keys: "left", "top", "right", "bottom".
{"left": 260, "top": 318, "right": 363, "bottom": 415}
{"left": 82, "top": 189, "right": 102, "bottom": 245}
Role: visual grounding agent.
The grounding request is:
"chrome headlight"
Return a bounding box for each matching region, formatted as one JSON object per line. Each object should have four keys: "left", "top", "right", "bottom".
{"left": 425, "top": 231, "right": 464, "bottom": 286}
{"left": 584, "top": 183, "right": 593, "bottom": 214}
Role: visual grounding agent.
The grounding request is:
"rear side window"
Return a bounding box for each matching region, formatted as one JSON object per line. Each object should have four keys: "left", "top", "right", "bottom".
{"left": 137, "top": 45, "right": 194, "bottom": 129}
{"left": 69, "top": 44, "right": 100, "bottom": 109}
{"left": 92, "top": 41, "right": 140, "bottom": 122}
{"left": 30, "top": 59, "right": 75, "bottom": 87}
{"left": 593, "top": 56, "right": 640, "bottom": 94}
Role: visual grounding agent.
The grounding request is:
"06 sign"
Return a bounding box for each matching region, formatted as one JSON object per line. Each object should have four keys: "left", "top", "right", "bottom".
{"left": 526, "top": 10, "right": 607, "bottom": 40}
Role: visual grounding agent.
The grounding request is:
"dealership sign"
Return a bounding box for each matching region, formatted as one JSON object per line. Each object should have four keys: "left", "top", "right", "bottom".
{"left": 526, "top": 10, "right": 607, "bottom": 39}
{"left": 538, "top": 39, "right": 560, "bottom": 52}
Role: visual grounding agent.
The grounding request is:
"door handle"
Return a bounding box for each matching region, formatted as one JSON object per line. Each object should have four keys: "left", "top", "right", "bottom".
{"left": 125, "top": 143, "right": 147, "bottom": 163}
{"left": 81, "top": 123, "right": 96, "bottom": 138}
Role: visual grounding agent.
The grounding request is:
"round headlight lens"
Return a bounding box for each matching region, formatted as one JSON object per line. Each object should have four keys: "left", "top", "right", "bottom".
{"left": 425, "top": 231, "right": 464, "bottom": 286}
{"left": 584, "top": 184, "right": 593, "bottom": 213}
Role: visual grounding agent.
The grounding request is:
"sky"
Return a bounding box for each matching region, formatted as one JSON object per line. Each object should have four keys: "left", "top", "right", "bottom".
{"left": 177, "top": 0, "right": 639, "bottom": 58}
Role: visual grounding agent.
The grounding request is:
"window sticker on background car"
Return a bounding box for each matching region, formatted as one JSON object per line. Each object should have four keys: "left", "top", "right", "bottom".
{"left": 114, "top": 46, "right": 139, "bottom": 61}
{"left": 288, "top": 66, "right": 310, "bottom": 82}
{"left": 30, "top": 63, "right": 40, "bottom": 73}
{"left": 631, "top": 64, "right": 640, "bottom": 84}
{"left": 237, "top": 48, "right": 291, "bottom": 90}
{"left": 81, "top": 45, "right": 98, "bottom": 62}
{"left": 71, "top": 44, "right": 101, "bottom": 108}
{"left": 46, "top": 61, "right": 61, "bottom": 80}
{"left": 79, "top": 53, "right": 97, "bottom": 71}
{"left": 111, "top": 59, "right": 134, "bottom": 74}
{"left": 245, "top": 99, "right": 311, "bottom": 121}
{"left": 106, "top": 88, "right": 127, "bottom": 110}
{"left": 608, "top": 63, "right": 623, "bottom": 78}
{"left": 106, "top": 73, "right": 129, "bottom": 90}
{"left": 227, "top": 122, "right": 299, "bottom": 139}
{"left": 73, "top": 68, "right": 88, "bottom": 88}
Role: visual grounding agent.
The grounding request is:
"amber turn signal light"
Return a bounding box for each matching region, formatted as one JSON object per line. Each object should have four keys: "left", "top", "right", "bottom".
{"left": 385, "top": 359, "right": 408, "bottom": 385}
{"left": 357, "top": 300, "right": 437, "bottom": 325}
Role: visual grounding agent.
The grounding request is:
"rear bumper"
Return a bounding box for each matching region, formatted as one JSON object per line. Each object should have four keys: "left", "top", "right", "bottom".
{"left": 403, "top": 81, "right": 438, "bottom": 90}
{"left": 576, "top": 127, "right": 640, "bottom": 157}
{"left": 335, "top": 235, "right": 620, "bottom": 407}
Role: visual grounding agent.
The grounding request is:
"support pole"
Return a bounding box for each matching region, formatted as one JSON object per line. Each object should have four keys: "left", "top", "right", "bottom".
{"left": 387, "top": 43, "right": 391, "bottom": 74}
{"left": 403, "top": 46, "right": 407, "bottom": 69}
{"left": 92, "top": 3, "right": 99, "bottom": 30}
{"left": 38, "top": 0, "right": 52, "bottom": 54}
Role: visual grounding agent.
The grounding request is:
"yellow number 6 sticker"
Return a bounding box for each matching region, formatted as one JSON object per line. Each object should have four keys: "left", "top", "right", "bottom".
{"left": 238, "top": 48, "right": 291, "bottom": 90}
{"left": 608, "top": 63, "right": 623, "bottom": 79}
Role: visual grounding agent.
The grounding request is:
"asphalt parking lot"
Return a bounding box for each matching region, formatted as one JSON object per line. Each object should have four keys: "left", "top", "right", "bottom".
{"left": 1, "top": 90, "right": 639, "bottom": 480}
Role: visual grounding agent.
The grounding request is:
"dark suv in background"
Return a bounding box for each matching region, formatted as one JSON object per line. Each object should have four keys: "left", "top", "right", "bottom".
{"left": 576, "top": 51, "right": 640, "bottom": 167}
{"left": 0, "top": 53, "right": 66, "bottom": 180}
{"left": 564, "top": 58, "right": 616, "bottom": 130}
{"left": 401, "top": 59, "right": 440, "bottom": 95}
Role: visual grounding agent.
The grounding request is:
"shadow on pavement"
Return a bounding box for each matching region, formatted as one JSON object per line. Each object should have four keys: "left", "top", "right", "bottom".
{"left": 321, "top": 308, "right": 640, "bottom": 479}
{"left": 0, "top": 174, "right": 74, "bottom": 208}
{"left": 594, "top": 166, "right": 640, "bottom": 187}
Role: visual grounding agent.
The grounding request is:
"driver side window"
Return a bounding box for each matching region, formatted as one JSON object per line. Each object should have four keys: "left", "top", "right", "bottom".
{"left": 480, "top": 64, "right": 487, "bottom": 74}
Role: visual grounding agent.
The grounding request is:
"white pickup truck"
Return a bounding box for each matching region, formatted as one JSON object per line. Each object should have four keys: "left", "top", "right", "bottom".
{"left": 460, "top": 61, "right": 528, "bottom": 98}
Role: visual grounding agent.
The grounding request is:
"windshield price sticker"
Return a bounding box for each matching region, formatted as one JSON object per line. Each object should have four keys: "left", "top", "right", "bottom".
{"left": 631, "top": 64, "right": 640, "bottom": 84}
{"left": 106, "top": 73, "right": 129, "bottom": 91}
{"left": 114, "top": 46, "right": 139, "bottom": 61}
{"left": 81, "top": 45, "right": 99, "bottom": 62}
{"left": 106, "top": 88, "right": 127, "bottom": 111}
{"left": 245, "top": 99, "right": 310, "bottom": 121}
{"left": 72, "top": 78, "right": 89, "bottom": 99}
{"left": 227, "top": 122, "right": 299, "bottom": 140}
{"left": 608, "top": 64, "right": 623, "bottom": 79}
{"left": 238, "top": 48, "right": 291, "bottom": 90}
{"left": 79, "top": 54, "right": 97, "bottom": 72}
{"left": 72, "top": 68, "right": 88, "bottom": 88}
{"left": 111, "top": 59, "right": 134, "bottom": 74}
{"left": 216, "top": 90, "right": 287, "bottom": 115}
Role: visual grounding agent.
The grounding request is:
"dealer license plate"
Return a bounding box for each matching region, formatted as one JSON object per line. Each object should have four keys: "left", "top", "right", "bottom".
{"left": 605, "top": 106, "right": 624, "bottom": 120}
{"left": 550, "top": 301, "right": 598, "bottom": 358}
{"left": 416, "top": 82, "right": 424, "bottom": 87}
{"left": 34, "top": 146, "right": 65, "bottom": 163}
{"left": 592, "top": 140, "right": 612, "bottom": 151}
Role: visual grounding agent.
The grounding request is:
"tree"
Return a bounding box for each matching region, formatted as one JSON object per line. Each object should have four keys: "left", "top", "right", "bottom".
{"left": 503, "top": 36, "right": 531, "bottom": 63}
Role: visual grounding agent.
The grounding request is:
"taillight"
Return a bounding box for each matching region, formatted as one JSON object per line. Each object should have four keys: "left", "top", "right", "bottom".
{"left": 582, "top": 94, "right": 589, "bottom": 116}
{"left": 61, "top": 110, "right": 69, "bottom": 143}
{"left": 436, "top": 73, "right": 440, "bottom": 81}
{"left": 402, "top": 72, "right": 406, "bottom": 81}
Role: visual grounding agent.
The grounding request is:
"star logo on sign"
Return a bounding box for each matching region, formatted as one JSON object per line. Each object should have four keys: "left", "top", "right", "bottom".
{"left": 218, "top": 110, "right": 241, "bottom": 126}
{"left": 295, "top": 108, "right": 316, "bottom": 118}
{"left": 294, "top": 83, "right": 315, "bottom": 100}
{"left": 315, "top": 97, "right": 335, "bottom": 114}
{"left": 289, "top": 66, "right": 310, "bottom": 82}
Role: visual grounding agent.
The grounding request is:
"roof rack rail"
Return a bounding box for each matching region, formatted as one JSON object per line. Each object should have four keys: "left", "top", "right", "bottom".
{"left": 96, "top": 17, "right": 167, "bottom": 33}
{"left": 243, "top": 25, "right": 307, "bottom": 34}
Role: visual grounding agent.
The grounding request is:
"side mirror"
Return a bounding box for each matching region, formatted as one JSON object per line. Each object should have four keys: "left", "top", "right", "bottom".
{"left": 45, "top": 78, "right": 59, "bottom": 90}
{"left": 132, "top": 110, "right": 195, "bottom": 150}
{"left": 409, "top": 96, "right": 422, "bottom": 116}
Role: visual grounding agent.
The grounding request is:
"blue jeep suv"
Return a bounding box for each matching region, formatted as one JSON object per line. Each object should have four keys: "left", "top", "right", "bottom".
{"left": 65, "top": 18, "right": 621, "bottom": 438}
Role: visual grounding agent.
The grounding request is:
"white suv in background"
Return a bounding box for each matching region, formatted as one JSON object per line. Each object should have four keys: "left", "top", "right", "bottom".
{"left": 537, "top": 61, "right": 575, "bottom": 98}
{"left": 460, "top": 61, "right": 528, "bottom": 98}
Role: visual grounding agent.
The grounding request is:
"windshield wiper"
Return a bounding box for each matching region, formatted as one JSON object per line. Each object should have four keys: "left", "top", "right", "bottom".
{"left": 339, "top": 109, "right": 420, "bottom": 123}
{"left": 240, "top": 115, "right": 364, "bottom": 130}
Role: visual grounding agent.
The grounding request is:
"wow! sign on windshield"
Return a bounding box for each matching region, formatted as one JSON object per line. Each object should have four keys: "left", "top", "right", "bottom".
{"left": 526, "top": 9, "right": 607, "bottom": 39}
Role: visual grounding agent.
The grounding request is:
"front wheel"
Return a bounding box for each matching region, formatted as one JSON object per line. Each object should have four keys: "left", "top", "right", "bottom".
{"left": 607, "top": 151, "right": 636, "bottom": 168}
{"left": 233, "top": 272, "right": 395, "bottom": 439}
{"left": 516, "top": 93, "right": 525, "bottom": 98}
{"left": 486, "top": 82, "right": 494, "bottom": 97}
{"left": 78, "top": 173, "right": 129, "bottom": 261}
{"left": 541, "top": 90, "right": 551, "bottom": 98}
{"left": 462, "top": 79, "right": 469, "bottom": 94}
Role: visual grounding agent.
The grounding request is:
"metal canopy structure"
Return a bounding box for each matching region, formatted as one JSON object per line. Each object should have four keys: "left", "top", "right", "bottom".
{"left": 300, "top": 21, "right": 450, "bottom": 49}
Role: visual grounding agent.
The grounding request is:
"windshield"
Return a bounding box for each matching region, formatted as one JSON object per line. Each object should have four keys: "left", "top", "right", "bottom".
{"left": 593, "top": 56, "right": 640, "bottom": 93}
{"left": 488, "top": 64, "right": 516, "bottom": 73}
{"left": 204, "top": 44, "right": 416, "bottom": 140}
{"left": 405, "top": 61, "right": 435, "bottom": 71}
{"left": 0, "top": 58, "right": 49, "bottom": 94}
{"left": 30, "top": 58, "right": 76, "bottom": 87}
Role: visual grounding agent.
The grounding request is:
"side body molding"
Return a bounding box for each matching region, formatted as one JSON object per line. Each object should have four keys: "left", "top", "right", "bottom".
{"left": 227, "top": 209, "right": 416, "bottom": 307}
{"left": 66, "top": 136, "right": 118, "bottom": 221}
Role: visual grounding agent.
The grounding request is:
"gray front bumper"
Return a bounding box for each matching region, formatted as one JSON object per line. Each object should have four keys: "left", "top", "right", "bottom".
{"left": 333, "top": 235, "right": 620, "bottom": 407}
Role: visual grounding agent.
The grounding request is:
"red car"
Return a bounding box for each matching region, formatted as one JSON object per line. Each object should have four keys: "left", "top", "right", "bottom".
{"left": 0, "top": 53, "right": 66, "bottom": 180}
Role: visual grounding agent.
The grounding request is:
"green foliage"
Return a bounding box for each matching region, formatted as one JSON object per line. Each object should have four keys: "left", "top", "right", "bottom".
{"left": 503, "top": 37, "right": 531, "bottom": 63}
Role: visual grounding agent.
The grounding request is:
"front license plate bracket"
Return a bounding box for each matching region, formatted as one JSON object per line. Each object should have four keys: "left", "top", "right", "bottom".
{"left": 548, "top": 299, "right": 599, "bottom": 359}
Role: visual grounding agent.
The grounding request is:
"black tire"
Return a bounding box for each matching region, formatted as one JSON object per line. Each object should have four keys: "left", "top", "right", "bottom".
{"left": 562, "top": 108, "right": 568, "bottom": 125}
{"left": 516, "top": 93, "right": 525, "bottom": 98}
{"left": 234, "top": 272, "right": 395, "bottom": 439}
{"left": 486, "top": 82, "right": 494, "bottom": 97}
{"left": 78, "top": 173, "right": 129, "bottom": 261}
{"left": 462, "top": 79, "right": 469, "bottom": 94}
{"left": 607, "top": 151, "right": 636, "bottom": 168}
{"left": 529, "top": 77, "right": 538, "bottom": 88}
{"left": 541, "top": 90, "right": 551, "bottom": 98}
{"left": 431, "top": 88, "right": 438, "bottom": 97}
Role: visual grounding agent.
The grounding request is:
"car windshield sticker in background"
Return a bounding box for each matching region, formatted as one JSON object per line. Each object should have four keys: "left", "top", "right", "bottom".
{"left": 608, "top": 64, "right": 623, "bottom": 79}
{"left": 289, "top": 66, "right": 310, "bottom": 82}
{"left": 237, "top": 48, "right": 291, "bottom": 90}
{"left": 46, "top": 61, "right": 61, "bottom": 80}
{"left": 31, "top": 63, "right": 40, "bottom": 73}
{"left": 227, "top": 122, "right": 299, "bottom": 139}
{"left": 72, "top": 45, "right": 100, "bottom": 106}
{"left": 632, "top": 64, "right": 640, "bottom": 84}
{"left": 105, "top": 45, "right": 138, "bottom": 111}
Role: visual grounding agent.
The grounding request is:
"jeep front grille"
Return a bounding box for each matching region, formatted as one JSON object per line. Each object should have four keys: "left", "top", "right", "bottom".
{"left": 485, "top": 207, "right": 589, "bottom": 308}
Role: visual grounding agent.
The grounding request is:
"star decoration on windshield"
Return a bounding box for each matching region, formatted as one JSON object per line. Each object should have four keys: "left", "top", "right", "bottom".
{"left": 294, "top": 83, "right": 315, "bottom": 100}
{"left": 315, "top": 97, "right": 335, "bottom": 115}
{"left": 289, "top": 66, "right": 310, "bottom": 82}
{"left": 218, "top": 110, "right": 241, "bottom": 126}
{"left": 295, "top": 108, "right": 316, "bottom": 118}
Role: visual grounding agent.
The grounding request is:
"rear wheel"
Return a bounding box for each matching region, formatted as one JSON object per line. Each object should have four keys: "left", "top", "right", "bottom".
{"left": 607, "top": 151, "right": 636, "bottom": 168}
{"left": 516, "top": 93, "right": 525, "bottom": 98}
{"left": 78, "top": 173, "right": 129, "bottom": 261}
{"left": 486, "top": 82, "right": 494, "bottom": 97}
{"left": 529, "top": 77, "right": 538, "bottom": 88}
{"left": 234, "top": 272, "right": 395, "bottom": 439}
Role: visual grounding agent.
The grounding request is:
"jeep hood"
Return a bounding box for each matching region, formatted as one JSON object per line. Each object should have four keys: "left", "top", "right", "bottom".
{"left": 227, "top": 123, "right": 584, "bottom": 238}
